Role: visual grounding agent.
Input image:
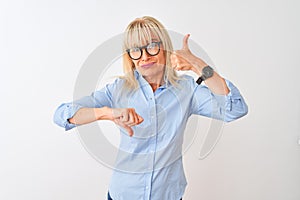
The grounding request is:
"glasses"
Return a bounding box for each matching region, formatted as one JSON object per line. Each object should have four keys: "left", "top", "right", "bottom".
{"left": 126, "top": 41, "right": 161, "bottom": 60}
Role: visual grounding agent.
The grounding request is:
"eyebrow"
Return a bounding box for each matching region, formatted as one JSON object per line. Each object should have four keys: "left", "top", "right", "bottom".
{"left": 137, "top": 40, "right": 160, "bottom": 46}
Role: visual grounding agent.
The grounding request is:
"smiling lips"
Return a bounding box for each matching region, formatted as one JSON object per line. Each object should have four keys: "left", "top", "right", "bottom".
{"left": 140, "top": 62, "right": 155, "bottom": 68}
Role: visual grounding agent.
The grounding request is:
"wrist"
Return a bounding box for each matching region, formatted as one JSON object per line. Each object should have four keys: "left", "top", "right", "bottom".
{"left": 95, "top": 106, "right": 113, "bottom": 121}
{"left": 193, "top": 58, "right": 208, "bottom": 76}
{"left": 196, "top": 65, "right": 214, "bottom": 85}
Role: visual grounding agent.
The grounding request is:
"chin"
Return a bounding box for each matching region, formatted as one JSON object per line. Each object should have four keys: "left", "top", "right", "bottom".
{"left": 140, "top": 69, "right": 165, "bottom": 80}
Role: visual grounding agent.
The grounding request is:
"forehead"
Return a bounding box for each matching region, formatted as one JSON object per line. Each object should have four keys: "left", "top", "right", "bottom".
{"left": 125, "top": 26, "right": 161, "bottom": 48}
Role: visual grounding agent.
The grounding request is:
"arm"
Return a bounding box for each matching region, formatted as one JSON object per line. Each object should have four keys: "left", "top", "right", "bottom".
{"left": 172, "top": 34, "right": 248, "bottom": 121}
{"left": 53, "top": 81, "right": 143, "bottom": 136}
{"left": 190, "top": 79, "right": 248, "bottom": 122}
{"left": 67, "top": 107, "right": 143, "bottom": 136}
{"left": 68, "top": 107, "right": 112, "bottom": 125}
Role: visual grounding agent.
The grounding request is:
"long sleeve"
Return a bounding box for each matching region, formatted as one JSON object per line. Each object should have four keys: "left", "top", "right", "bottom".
{"left": 191, "top": 79, "right": 248, "bottom": 122}
{"left": 53, "top": 83, "right": 114, "bottom": 131}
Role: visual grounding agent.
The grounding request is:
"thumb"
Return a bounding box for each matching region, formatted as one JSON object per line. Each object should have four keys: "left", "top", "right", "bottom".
{"left": 114, "top": 119, "right": 134, "bottom": 137}
{"left": 182, "top": 34, "right": 190, "bottom": 50}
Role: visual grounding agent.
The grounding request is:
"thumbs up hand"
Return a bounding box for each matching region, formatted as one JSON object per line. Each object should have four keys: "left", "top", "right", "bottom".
{"left": 171, "top": 34, "right": 207, "bottom": 76}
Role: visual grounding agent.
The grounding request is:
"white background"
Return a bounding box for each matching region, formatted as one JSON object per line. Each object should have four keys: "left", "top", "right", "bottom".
{"left": 1, "top": 0, "right": 300, "bottom": 199}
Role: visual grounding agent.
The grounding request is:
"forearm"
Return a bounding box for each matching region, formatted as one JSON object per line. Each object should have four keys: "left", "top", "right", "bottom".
{"left": 68, "top": 106, "right": 113, "bottom": 125}
{"left": 203, "top": 72, "right": 229, "bottom": 95}
{"left": 193, "top": 78, "right": 248, "bottom": 122}
{"left": 192, "top": 58, "right": 229, "bottom": 95}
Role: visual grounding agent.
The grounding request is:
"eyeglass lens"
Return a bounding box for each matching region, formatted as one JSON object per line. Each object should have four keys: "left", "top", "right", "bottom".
{"left": 128, "top": 42, "right": 160, "bottom": 60}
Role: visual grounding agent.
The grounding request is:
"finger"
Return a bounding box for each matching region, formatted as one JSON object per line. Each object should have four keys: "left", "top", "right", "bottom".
{"left": 126, "top": 111, "right": 137, "bottom": 127}
{"left": 182, "top": 34, "right": 190, "bottom": 50}
{"left": 127, "top": 128, "right": 133, "bottom": 137}
{"left": 170, "top": 53, "right": 178, "bottom": 68}
{"left": 120, "top": 108, "right": 140, "bottom": 126}
{"left": 129, "top": 108, "right": 143, "bottom": 125}
{"left": 124, "top": 124, "right": 134, "bottom": 137}
{"left": 175, "top": 65, "right": 183, "bottom": 71}
{"left": 128, "top": 109, "right": 134, "bottom": 123}
{"left": 137, "top": 115, "right": 144, "bottom": 124}
{"left": 175, "top": 66, "right": 181, "bottom": 71}
{"left": 128, "top": 112, "right": 143, "bottom": 126}
{"left": 175, "top": 63, "right": 190, "bottom": 71}
{"left": 133, "top": 112, "right": 139, "bottom": 125}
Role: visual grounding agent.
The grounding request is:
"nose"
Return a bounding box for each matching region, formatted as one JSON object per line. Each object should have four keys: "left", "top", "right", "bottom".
{"left": 141, "top": 48, "right": 151, "bottom": 61}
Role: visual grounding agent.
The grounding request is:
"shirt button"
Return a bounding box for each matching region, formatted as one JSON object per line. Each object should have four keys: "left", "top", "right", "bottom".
{"left": 145, "top": 186, "right": 149, "bottom": 189}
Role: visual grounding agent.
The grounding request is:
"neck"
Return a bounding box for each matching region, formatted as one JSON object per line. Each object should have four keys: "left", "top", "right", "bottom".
{"left": 143, "top": 74, "right": 165, "bottom": 86}
{"left": 145, "top": 77, "right": 164, "bottom": 92}
{"left": 149, "top": 82, "right": 161, "bottom": 92}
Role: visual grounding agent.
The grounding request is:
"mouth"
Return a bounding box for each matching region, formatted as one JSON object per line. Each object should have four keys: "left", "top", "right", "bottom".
{"left": 140, "top": 62, "right": 155, "bottom": 68}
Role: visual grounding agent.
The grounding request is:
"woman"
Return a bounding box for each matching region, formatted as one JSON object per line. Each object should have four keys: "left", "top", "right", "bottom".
{"left": 54, "top": 16, "right": 248, "bottom": 200}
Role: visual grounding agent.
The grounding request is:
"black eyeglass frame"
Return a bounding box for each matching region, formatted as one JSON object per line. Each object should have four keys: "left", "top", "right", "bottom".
{"left": 126, "top": 41, "right": 162, "bottom": 60}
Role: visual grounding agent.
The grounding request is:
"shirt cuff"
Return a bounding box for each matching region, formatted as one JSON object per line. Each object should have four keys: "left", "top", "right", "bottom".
{"left": 64, "top": 103, "right": 83, "bottom": 131}
{"left": 53, "top": 103, "right": 83, "bottom": 131}
{"left": 211, "top": 79, "right": 243, "bottom": 111}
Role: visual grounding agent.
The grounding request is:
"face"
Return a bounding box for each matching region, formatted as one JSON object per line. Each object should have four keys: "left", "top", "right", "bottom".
{"left": 129, "top": 39, "right": 166, "bottom": 83}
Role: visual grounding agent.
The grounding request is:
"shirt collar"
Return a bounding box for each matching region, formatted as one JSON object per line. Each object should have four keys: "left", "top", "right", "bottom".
{"left": 134, "top": 70, "right": 169, "bottom": 89}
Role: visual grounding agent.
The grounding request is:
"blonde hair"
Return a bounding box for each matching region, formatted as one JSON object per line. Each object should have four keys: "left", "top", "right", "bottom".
{"left": 121, "top": 16, "right": 180, "bottom": 89}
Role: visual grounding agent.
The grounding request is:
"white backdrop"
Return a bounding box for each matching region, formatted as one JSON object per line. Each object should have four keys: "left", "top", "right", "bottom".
{"left": 1, "top": 0, "right": 300, "bottom": 199}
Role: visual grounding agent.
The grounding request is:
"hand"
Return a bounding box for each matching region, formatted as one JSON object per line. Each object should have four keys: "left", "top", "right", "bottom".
{"left": 171, "top": 34, "right": 207, "bottom": 76}
{"left": 111, "top": 108, "right": 144, "bottom": 137}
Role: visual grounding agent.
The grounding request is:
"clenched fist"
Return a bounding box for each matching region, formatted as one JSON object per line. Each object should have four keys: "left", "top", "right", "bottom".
{"left": 110, "top": 108, "right": 144, "bottom": 137}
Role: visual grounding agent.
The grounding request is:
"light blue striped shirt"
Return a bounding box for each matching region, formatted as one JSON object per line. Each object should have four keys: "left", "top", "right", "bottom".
{"left": 54, "top": 70, "right": 248, "bottom": 200}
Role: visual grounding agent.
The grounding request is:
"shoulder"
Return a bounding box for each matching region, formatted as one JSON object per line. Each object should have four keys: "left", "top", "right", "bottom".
{"left": 103, "top": 77, "right": 126, "bottom": 89}
{"left": 165, "top": 74, "right": 198, "bottom": 94}
{"left": 176, "top": 74, "right": 197, "bottom": 88}
{"left": 179, "top": 74, "right": 195, "bottom": 82}
{"left": 92, "top": 77, "right": 126, "bottom": 97}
